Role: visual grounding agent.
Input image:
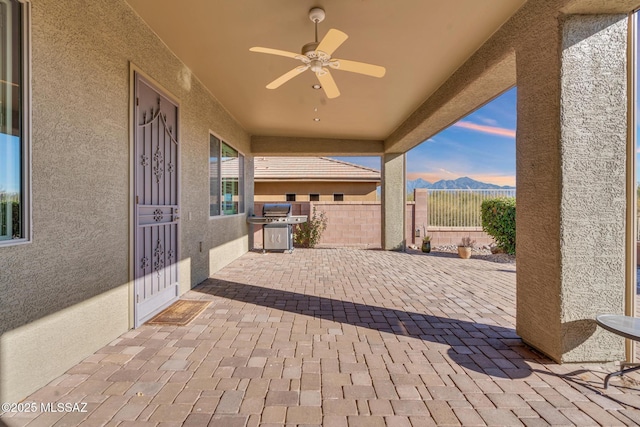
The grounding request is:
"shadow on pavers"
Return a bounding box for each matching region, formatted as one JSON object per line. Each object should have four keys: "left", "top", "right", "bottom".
{"left": 195, "top": 279, "right": 535, "bottom": 379}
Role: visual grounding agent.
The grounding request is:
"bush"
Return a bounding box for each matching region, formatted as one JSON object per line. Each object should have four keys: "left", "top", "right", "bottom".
{"left": 481, "top": 197, "right": 516, "bottom": 255}
{"left": 294, "top": 207, "right": 327, "bottom": 248}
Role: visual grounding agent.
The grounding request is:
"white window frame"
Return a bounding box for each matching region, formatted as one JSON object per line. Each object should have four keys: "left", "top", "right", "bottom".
{"left": 209, "top": 132, "right": 244, "bottom": 218}
{"left": 0, "top": 0, "right": 31, "bottom": 247}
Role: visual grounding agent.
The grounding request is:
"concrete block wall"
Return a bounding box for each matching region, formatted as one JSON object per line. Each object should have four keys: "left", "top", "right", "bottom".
{"left": 315, "top": 202, "right": 382, "bottom": 248}
{"left": 252, "top": 199, "right": 493, "bottom": 249}
{"left": 426, "top": 229, "right": 494, "bottom": 247}
{"left": 252, "top": 201, "right": 381, "bottom": 249}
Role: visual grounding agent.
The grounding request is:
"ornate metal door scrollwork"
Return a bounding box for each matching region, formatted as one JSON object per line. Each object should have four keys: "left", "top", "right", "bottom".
{"left": 134, "top": 75, "right": 180, "bottom": 327}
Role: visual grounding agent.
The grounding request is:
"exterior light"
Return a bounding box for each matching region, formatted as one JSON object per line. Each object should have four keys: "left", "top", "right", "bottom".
{"left": 313, "top": 118, "right": 320, "bottom": 122}
{"left": 312, "top": 84, "right": 321, "bottom": 90}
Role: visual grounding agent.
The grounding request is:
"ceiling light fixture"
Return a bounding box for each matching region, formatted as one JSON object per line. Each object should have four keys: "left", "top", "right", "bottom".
{"left": 313, "top": 118, "right": 320, "bottom": 122}
{"left": 312, "top": 84, "right": 322, "bottom": 90}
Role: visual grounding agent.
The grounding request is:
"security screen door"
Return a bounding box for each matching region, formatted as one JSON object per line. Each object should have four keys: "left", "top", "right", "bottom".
{"left": 133, "top": 73, "right": 179, "bottom": 327}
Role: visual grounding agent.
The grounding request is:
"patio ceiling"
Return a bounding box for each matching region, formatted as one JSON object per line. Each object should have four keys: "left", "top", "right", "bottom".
{"left": 125, "top": 0, "right": 526, "bottom": 141}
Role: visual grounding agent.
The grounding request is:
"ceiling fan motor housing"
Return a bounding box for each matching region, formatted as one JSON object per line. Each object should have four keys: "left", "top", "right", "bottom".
{"left": 308, "top": 7, "right": 325, "bottom": 23}
{"left": 302, "top": 41, "right": 319, "bottom": 55}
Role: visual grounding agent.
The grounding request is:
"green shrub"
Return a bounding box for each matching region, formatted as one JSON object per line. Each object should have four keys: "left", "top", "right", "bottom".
{"left": 481, "top": 197, "right": 516, "bottom": 255}
{"left": 294, "top": 207, "right": 327, "bottom": 248}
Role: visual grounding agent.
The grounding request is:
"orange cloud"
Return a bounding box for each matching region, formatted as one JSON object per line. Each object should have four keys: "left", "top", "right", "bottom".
{"left": 467, "top": 174, "right": 516, "bottom": 187}
{"left": 453, "top": 121, "right": 516, "bottom": 138}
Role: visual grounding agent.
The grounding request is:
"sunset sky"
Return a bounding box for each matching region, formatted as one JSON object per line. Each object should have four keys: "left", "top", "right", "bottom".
{"left": 333, "top": 87, "right": 517, "bottom": 187}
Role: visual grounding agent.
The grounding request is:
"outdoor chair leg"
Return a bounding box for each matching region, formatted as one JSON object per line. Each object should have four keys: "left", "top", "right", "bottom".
{"left": 604, "top": 363, "right": 640, "bottom": 389}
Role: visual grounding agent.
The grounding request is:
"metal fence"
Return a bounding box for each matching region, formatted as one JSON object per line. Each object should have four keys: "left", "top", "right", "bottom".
{"left": 428, "top": 189, "right": 516, "bottom": 228}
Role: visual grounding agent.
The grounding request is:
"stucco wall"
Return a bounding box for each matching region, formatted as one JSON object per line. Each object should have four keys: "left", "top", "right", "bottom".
{"left": 255, "top": 181, "right": 378, "bottom": 202}
{"left": 382, "top": 154, "right": 406, "bottom": 250}
{"left": 0, "top": 0, "right": 251, "bottom": 402}
{"left": 515, "top": 13, "right": 628, "bottom": 362}
{"left": 558, "top": 15, "right": 627, "bottom": 361}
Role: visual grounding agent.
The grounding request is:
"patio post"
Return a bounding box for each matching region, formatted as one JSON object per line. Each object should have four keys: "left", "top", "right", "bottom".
{"left": 516, "top": 14, "right": 629, "bottom": 362}
{"left": 382, "top": 153, "right": 406, "bottom": 250}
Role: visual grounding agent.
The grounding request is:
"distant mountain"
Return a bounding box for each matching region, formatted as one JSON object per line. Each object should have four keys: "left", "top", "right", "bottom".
{"left": 406, "top": 178, "right": 432, "bottom": 193}
{"left": 407, "top": 176, "right": 515, "bottom": 191}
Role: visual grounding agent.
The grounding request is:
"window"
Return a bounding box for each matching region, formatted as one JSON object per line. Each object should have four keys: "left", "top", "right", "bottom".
{"left": 0, "top": 0, "right": 29, "bottom": 245}
{"left": 333, "top": 194, "right": 344, "bottom": 202}
{"left": 209, "top": 135, "right": 244, "bottom": 216}
{"left": 309, "top": 194, "right": 319, "bottom": 201}
{"left": 286, "top": 194, "right": 296, "bottom": 202}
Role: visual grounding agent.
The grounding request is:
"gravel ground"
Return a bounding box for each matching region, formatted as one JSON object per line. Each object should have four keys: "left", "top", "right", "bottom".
{"left": 410, "top": 244, "right": 516, "bottom": 264}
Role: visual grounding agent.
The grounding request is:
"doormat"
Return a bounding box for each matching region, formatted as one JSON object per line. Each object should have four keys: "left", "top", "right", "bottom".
{"left": 146, "top": 300, "right": 210, "bottom": 326}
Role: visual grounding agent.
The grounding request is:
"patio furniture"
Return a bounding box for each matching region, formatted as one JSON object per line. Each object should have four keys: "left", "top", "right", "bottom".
{"left": 595, "top": 314, "right": 640, "bottom": 388}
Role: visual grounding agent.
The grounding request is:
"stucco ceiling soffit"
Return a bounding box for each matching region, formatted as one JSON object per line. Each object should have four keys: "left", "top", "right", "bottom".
{"left": 251, "top": 136, "right": 384, "bottom": 156}
{"left": 384, "top": 48, "right": 516, "bottom": 154}
{"left": 560, "top": 0, "right": 640, "bottom": 14}
{"left": 125, "top": 0, "right": 527, "bottom": 141}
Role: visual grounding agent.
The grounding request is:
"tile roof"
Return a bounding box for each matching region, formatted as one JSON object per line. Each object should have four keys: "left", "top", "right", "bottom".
{"left": 254, "top": 157, "right": 380, "bottom": 182}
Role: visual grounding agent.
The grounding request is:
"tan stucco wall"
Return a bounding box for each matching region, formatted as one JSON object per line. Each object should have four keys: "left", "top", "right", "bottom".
{"left": 254, "top": 182, "right": 378, "bottom": 202}
{"left": 382, "top": 153, "right": 406, "bottom": 250}
{"left": 516, "top": 14, "right": 628, "bottom": 363}
{"left": 0, "top": 0, "right": 251, "bottom": 402}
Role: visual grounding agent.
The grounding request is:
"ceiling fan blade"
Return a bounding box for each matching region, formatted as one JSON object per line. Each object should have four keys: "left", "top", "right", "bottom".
{"left": 316, "top": 29, "right": 348, "bottom": 56}
{"left": 316, "top": 69, "right": 340, "bottom": 99}
{"left": 266, "top": 66, "right": 308, "bottom": 89}
{"left": 331, "top": 59, "right": 386, "bottom": 78}
{"left": 250, "top": 47, "right": 299, "bottom": 59}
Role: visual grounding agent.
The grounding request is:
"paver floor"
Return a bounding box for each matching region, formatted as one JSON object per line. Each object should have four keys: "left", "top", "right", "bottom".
{"left": 3, "top": 248, "right": 640, "bottom": 426}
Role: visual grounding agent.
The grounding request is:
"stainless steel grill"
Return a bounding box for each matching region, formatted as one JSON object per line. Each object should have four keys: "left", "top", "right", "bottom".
{"left": 247, "top": 204, "right": 307, "bottom": 253}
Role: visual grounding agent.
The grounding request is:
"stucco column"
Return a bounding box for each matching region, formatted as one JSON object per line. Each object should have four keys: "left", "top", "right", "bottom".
{"left": 382, "top": 153, "right": 406, "bottom": 250}
{"left": 516, "top": 14, "right": 628, "bottom": 362}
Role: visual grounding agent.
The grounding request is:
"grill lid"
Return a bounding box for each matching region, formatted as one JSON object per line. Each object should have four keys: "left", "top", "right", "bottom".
{"left": 262, "top": 203, "right": 292, "bottom": 217}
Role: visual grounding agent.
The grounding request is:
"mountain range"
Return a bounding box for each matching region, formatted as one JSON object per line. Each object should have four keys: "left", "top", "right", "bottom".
{"left": 407, "top": 176, "right": 515, "bottom": 192}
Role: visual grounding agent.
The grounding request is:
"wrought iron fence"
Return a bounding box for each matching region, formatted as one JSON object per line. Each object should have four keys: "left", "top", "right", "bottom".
{"left": 428, "top": 189, "right": 516, "bottom": 228}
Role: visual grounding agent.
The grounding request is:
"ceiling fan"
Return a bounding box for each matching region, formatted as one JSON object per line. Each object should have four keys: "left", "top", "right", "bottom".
{"left": 250, "top": 7, "right": 386, "bottom": 99}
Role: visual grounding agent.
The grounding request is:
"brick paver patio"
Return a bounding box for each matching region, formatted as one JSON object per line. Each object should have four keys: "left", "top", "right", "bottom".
{"left": 2, "top": 248, "right": 640, "bottom": 426}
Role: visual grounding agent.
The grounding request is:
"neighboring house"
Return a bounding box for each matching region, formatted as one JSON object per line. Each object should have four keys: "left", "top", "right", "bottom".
{"left": 254, "top": 157, "right": 380, "bottom": 202}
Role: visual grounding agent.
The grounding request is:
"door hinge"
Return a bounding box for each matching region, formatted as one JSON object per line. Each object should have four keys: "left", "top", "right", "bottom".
{"left": 136, "top": 195, "right": 139, "bottom": 204}
{"left": 136, "top": 294, "right": 139, "bottom": 303}
{"left": 136, "top": 97, "right": 139, "bottom": 106}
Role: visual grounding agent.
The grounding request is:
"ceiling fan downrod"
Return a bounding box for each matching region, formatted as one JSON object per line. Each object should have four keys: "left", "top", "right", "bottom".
{"left": 303, "top": 7, "right": 325, "bottom": 55}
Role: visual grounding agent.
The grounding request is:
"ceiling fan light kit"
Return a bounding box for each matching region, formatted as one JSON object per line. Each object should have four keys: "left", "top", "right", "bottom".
{"left": 249, "top": 7, "right": 386, "bottom": 99}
